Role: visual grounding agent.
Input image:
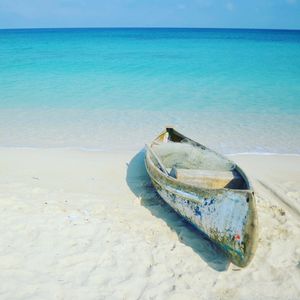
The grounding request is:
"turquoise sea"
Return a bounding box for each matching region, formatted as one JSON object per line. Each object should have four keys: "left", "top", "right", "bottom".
{"left": 0, "top": 28, "right": 300, "bottom": 153}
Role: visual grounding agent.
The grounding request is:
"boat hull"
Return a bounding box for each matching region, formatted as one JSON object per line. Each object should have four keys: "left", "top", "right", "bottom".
{"left": 149, "top": 176, "right": 256, "bottom": 267}
{"left": 144, "top": 128, "right": 258, "bottom": 267}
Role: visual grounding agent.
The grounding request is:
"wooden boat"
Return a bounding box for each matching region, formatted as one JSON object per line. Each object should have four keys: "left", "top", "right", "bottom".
{"left": 145, "top": 127, "right": 258, "bottom": 267}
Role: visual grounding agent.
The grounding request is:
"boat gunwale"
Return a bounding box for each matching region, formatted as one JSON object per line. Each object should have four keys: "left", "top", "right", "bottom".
{"left": 146, "top": 128, "right": 253, "bottom": 194}
{"left": 145, "top": 151, "right": 252, "bottom": 200}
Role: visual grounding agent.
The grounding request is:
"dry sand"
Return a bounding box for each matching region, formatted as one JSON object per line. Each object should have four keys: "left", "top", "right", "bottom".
{"left": 0, "top": 148, "right": 299, "bottom": 300}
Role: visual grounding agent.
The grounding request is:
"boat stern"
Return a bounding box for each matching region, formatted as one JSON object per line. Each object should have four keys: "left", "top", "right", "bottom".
{"left": 219, "top": 191, "right": 258, "bottom": 267}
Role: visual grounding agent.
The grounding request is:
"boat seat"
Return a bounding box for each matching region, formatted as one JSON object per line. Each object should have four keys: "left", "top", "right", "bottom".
{"left": 169, "top": 168, "right": 244, "bottom": 189}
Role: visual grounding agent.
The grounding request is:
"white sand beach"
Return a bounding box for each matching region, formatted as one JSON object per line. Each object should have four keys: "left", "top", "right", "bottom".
{"left": 0, "top": 148, "right": 299, "bottom": 300}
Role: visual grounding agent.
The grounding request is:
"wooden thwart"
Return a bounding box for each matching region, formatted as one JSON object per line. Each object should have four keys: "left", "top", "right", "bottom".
{"left": 170, "top": 168, "right": 243, "bottom": 189}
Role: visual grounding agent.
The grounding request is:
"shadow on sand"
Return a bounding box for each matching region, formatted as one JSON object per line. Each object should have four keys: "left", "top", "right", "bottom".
{"left": 126, "top": 149, "right": 230, "bottom": 272}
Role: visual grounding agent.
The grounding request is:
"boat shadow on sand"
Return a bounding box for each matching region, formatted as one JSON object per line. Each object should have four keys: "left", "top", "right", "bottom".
{"left": 126, "top": 149, "right": 230, "bottom": 272}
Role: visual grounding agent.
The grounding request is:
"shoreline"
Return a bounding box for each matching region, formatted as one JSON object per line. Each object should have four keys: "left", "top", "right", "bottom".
{"left": 1, "top": 145, "right": 300, "bottom": 157}
{"left": 0, "top": 148, "right": 299, "bottom": 299}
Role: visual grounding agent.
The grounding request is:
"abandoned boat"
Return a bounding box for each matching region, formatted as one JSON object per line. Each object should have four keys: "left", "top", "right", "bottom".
{"left": 145, "top": 127, "right": 258, "bottom": 267}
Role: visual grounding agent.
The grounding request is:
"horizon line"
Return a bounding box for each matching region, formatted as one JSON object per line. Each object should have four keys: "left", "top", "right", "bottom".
{"left": 1, "top": 26, "right": 300, "bottom": 32}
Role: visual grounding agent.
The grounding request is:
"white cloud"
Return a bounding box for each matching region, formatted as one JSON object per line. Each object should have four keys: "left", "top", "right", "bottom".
{"left": 177, "top": 3, "right": 186, "bottom": 10}
{"left": 226, "top": 2, "right": 235, "bottom": 11}
{"left": 194, "top": 0, "right": 213, "bottom": 8}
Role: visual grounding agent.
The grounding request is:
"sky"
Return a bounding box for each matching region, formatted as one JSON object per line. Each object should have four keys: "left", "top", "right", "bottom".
{"left": 0, "top": 0, "right": 299, "bottom": 30}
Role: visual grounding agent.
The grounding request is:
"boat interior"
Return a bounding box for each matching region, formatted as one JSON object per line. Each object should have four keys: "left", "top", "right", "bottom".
{"left": 150, "top": 128, "right": 248, "bottom": 190}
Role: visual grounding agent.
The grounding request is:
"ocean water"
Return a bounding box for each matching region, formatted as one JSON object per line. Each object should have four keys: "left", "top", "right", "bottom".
{"left": 0, "top": 28, "right": 300, "bottom": 153}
